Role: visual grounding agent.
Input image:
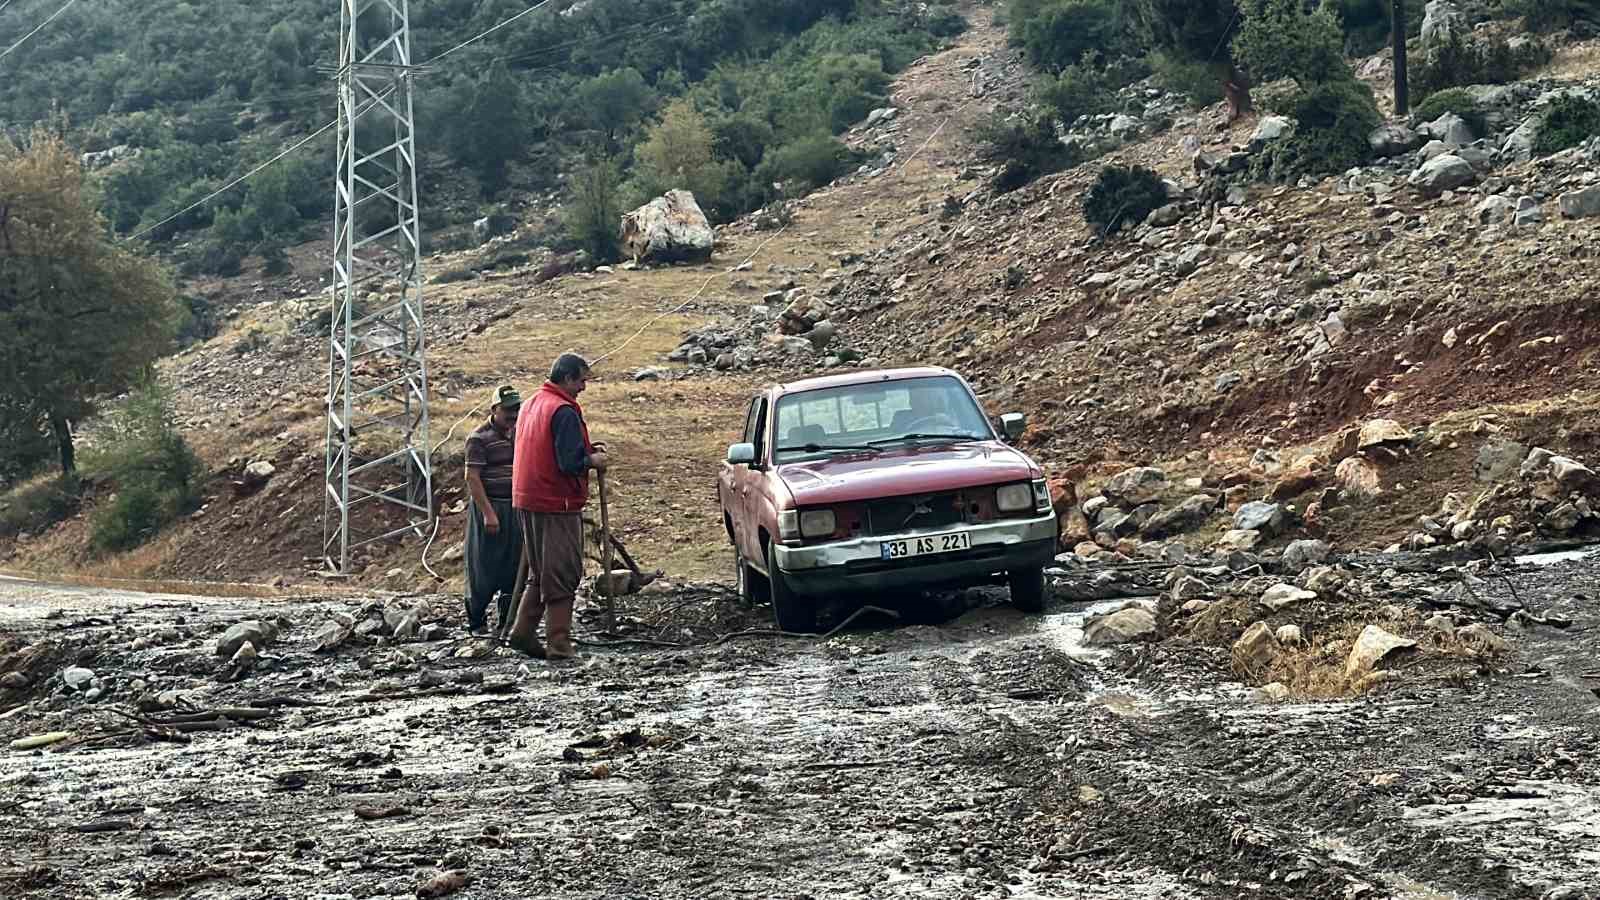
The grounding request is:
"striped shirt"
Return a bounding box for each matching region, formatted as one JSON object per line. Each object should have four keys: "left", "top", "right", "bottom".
{"left": 465, "top": 419, "right": 515, "bottom": 501}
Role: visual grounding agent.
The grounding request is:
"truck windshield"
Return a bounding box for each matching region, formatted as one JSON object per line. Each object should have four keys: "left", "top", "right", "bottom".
{"left": 772, "top": 375, "right": 993, "bottom": 461}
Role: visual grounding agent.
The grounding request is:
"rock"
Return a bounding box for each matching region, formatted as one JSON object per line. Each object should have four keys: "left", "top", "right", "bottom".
{"left": 1369, "top": 124, "right": 1423, "bottom": 158}
{"left": 1141, "top": 494, "right": 1215, "bottom": 538}
{"left": 1450, "top": 520, "right": 1478, "bottom": 541}
{"left": 632, "top": 367, "right": 666, "bottom": 381}
{"left": 1082, "top": 607, "right": 1157, "bottom": 646}
{"left": 1233, "top": 501, "right": 1286, "bottom": 536}
{"left": 1109, "top": 114, "right": 1142, "bottom": 139}
{"left": 1424, "top": 613, "right": 1456, "bottom": 637}
{"left": 1456, "top": 623, "right": 1508, "bottom": 654}
{"left": 1418, "top": 139, "right": 1452, "bottom": 162}
{"left": 1146, "top": 204, "right": 1183, "bottom": 228}
{"left": 62, "top": 667, "right": 96, "bottom": 692}
{"left": 1217, "top": 529, "right": 1262, "bottom": 552}
{"left": 1250, "top": 116, "right": 1294, "bottom": 148}
{"left": 242, "top": 460, "right": 275, "bottom": 488}
{"left": 1275, "top": 625, "right": 1304, "bottom": 645}
{"left": 1103, "top": 466, "right": 1168, "bottom": 507}
{"left": 620, "top": 190, "right": 714, "bottom": 263}
{"left": 1420, "top": 112, "right": 1474, "bottom": 146}
{"left": 1169, "top": 576, "right": 1210, "bottom": 602}
{"left": 392, "top": 614, "right": 421, "bottom": 642}
{"left": 1335, "top": 457, "right": 1382, "bottom": 499}
{"left": 865, "top": 106, "right": 897, "bottom": 127}
{"left": 1344, "top": 625, "right": 1416, "bottom": 679}
{"left": 1408, "top": 154, "right": 1476, "bottom": 195}
{"left": 1214, "top": 370, "right": 1241, "bottom": 392}
{"left": 1302, "top": 566, "right": 1347, "bottom": 593}
{"left": 1559, "top": 186, "right": 1600, "bottom": 220}
{"left": 1420, "top": 0, "right": 1462, "bottom": 49}
{"left": 312, "top": 619, "right": 353, "bottom": 653}
{"left": 230, "top": 640, "right": 258, "bottom": 667}
{"left": 1358, "top": 419, "right": 1412, "bottom": 450}
{"left": 1514, "top": 195, "right": 1543, "bottom": 227}
{"left": 1082, "top": 496, "right": 1109, "bottom": 519}
{"left": 418, "top": 623, "right": 448, "bottom": 642}
{"left": 1261, "top": 583, "right": 1317, "bottom": 611}
{"left": 1542, "top": 503, "right": 1582, "bottom": 534}
{"left": 216, "top": 620, "right": 277, "bottom": 658}
{"left": 1256, "top": 682, "right": 1293, "bottom": 702}
{"left": 1232, "top": 622, "right": 1279, "bottom": 672}
{"left": 1521, "top": 447, "right": 1556, "bottom": 479}
{"left": 1474, "top": 438, "right": 1529, "bottom": 483}
{"left": 807, "top": 320, "right": 837, "bottom": 350}
{"left": 1502, "top": 118, "right": 1539, "bottom": 162}
{"left": 1282, "top": 539, "right": 1332, "bottom": 574}
{"left": 1180, "top": 599, "right": 1213, "bottom": 615}
{"left": 1092, "top": 508, "right": 1136, "bottom": 540}
{"left": 1474, "top": 195, "right": 1516, "bottom": 226}
{"left": 1550, "top": 456, "right": 1600, "bottom": 494}
{"left": 0, "top": 671, "right": 28, "bottom": 690}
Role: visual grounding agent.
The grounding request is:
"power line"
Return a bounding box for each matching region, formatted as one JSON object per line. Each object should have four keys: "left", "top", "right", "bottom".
{"left": 0, "top": 0, "right": 81, "bottom": 65}
{"left": 492, "top": 11, "right": 683, "bottom": 65}
{"left": 421, "top": 0, "right": 557, "bottom": 66}
{"left": 0, "top": 0, "right": 20, "bottom": 20}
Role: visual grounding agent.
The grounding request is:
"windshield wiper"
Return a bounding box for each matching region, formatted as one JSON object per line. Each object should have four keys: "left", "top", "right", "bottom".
{"left": 776, "top": 443, "right": 881, "bottom": 454}
{"left": 868, "top": 433, "right": 983, "bottom": 446}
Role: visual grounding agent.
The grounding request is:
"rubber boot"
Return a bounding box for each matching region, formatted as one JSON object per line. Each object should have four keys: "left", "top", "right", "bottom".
{"left": 545, "top": 600, "right": 575, "bottom": 660}
{"left": 507, "top": 586, "right": 546, "bottom": 659}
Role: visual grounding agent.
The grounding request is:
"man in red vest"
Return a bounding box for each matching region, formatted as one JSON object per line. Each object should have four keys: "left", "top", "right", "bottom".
{"left": 508, "top": 353, "right": 609, "bottom": 659}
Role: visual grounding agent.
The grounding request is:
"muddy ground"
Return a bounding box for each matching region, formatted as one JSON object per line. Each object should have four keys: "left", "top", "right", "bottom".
{"left": 1, "top": 554, "right": 1598, "bottom": 900}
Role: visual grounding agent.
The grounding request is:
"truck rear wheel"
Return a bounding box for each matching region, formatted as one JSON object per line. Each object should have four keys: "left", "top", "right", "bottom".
{"left": 765, "top": 547, "right": 816, "bottom": 634}
{"left": 1008, "top": 565, "right": 1047, "bottom": 614}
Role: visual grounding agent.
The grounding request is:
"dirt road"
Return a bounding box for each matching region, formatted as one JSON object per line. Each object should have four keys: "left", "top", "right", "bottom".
{"left": 3, "top": 557, "right": 1599, "bottom": 900}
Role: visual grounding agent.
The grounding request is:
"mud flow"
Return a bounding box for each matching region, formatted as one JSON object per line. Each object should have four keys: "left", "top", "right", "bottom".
{"left": 4, "top": 551, "right": 1599, "bottom": 900}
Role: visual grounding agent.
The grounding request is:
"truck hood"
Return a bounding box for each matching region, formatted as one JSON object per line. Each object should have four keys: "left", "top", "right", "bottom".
{"left": 776, "top": 442, "right": 1039, "bottom": 507}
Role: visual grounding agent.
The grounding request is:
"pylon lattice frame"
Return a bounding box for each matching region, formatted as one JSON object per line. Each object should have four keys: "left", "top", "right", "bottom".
{"left": 324, "top": 0, "right": 432, "bottom": 572}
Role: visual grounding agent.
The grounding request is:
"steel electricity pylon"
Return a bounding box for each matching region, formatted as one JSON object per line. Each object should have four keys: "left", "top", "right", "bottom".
{"left": 323, "top": 0, "right": 432, "bottom": 572}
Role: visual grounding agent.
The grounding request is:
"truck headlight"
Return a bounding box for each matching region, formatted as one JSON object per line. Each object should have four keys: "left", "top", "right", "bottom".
{"left": 779, "top": 510, "right": 800, "bottom": 540}
{"left": 799, "top": 509, "right": 836, "bottom": 538}
{"left": 996, "top": 483, "right": 1033, "bottom": 512}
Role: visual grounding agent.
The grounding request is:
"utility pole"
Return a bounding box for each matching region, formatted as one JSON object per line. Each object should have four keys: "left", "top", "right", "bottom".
{"left": 1393, "top": 0, "right": 1409, "bottom": 116}
{"left": 323, "top": 0, "right": 433, "bottom": 573}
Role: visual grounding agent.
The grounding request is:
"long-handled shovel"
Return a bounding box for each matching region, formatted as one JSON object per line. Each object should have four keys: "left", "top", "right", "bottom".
{"left": 596, "top": 470, "right": 617, "bottom": 634}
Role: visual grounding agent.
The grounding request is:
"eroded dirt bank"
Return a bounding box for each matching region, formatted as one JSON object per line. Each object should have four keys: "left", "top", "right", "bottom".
{"left": 3, "top": 556, "right": 1598, "bottom": 900}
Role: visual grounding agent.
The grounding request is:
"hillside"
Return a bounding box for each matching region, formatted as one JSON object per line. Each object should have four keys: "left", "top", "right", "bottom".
{"left": 6, "top": 1, "right": 1600, "bottom": 594}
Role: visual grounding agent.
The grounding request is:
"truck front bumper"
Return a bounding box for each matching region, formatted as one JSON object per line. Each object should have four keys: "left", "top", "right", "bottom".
{"left": 771, "top": 512, "right": 1059, "bottom": 596}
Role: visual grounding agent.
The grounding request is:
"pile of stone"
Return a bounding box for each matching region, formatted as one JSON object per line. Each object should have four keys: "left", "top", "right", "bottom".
{"left": 657, "top": 288, "right": 869, "bottom": 378}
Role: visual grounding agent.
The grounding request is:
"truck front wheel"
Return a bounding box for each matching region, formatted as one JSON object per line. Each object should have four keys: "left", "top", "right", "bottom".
{"left": 765, "top": 548, "right": 816, "bottom": 634}
{"left": 1008, "top": 565, "right": 1047, "bottom": 614}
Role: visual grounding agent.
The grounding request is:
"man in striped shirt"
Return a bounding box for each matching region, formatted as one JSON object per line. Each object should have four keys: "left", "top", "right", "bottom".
{"left": 463, "top": 384, "right": 523, "bottom": 635}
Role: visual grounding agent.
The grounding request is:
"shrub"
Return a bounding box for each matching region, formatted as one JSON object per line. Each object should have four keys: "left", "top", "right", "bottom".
{"left": 973, "top": 111, "right": 1082, "bottom": 193}
{"left": 173, "top": 295, "right": 219, "bottom": 348}
{"left": 431, "top": 267, "right": 475, "bottom": 285}
{"left": 1008, "top": 0, "right": 1137, "bottom": 73}
{"left": 754, "top": 134, "right": 858, "bottom": 198}
{"left": 563, "top": 157, "right": 625, "bottom": 264}
{"left": 0, "top": 476, "right": 79, "bottom": 538}
{"left": 1254, "top": 78, "right": 1381, "bottom": 179}
{"left": 1033, "top": 62, "right": 1116, "bottom": 127}
{"left": 1411, "top": 31, "right": 1551, "bottom": 101}
{"left": 1083, "top": 164, "right": 1168, "bottom": 236}
{"left": 1151, "top": 51, "right": 1226, "bottom": 109}
{"left": 1535, "top": 93, "right": 1600, "bottom": 154}
{"left": 925, "top": 5, "right": 969, "bottom": 38}
{"left": 1411, "top": 87, "right": 1489, "bottom": 137}
{"left": 84, "top": 382, "right": 201, "bottom": 554}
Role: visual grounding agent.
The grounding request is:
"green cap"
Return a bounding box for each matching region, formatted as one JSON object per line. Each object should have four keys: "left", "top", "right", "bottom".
{"left": 489, "top": 384, "right": 521, "bottom": 409}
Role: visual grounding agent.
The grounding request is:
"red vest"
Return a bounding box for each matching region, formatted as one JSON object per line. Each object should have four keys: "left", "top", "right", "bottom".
{"left": 512, "top": 382, "right": 593, "bottom": 513}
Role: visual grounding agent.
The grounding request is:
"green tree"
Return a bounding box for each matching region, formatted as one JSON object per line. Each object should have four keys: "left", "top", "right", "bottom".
{"left": 574, "top": 67, "right": 657, "bottom": 151}
{"left": 562, "top": 156, "right": 625, "bottom": 262}
{"left": 633, "top": 99, "right": 741, "bottom": 216}
{"left": 1130, "top": 0, "right": 1249, "bottom": 117}
{"left": 0, "top": 130, "right": 177, "bottom": 477}
{"left": 1232, "top": 0, "right": 1350, "bottom": 86}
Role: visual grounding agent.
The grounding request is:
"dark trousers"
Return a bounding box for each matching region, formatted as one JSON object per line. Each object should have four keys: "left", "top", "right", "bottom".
{"left": 465, "top": 497, "right": 522, "bottom": 629}
{"left": 511, "top": 510, "right": 583, "bottom": 634}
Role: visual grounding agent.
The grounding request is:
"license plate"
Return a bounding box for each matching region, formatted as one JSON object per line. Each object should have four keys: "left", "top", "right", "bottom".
{"left": 880, "top": 530, "right": 972, "bottom": 560}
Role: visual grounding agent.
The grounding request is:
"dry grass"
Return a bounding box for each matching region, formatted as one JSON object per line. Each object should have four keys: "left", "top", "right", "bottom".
{"left": 1540, "top": 38, "right": 1600, "bottom": 81}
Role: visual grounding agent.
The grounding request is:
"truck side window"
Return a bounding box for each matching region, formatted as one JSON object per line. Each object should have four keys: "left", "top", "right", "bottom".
{"left": 750, "top": 398, "right": 768, "bottom": 461}
{"left": 742, "top": 399, "right": 761, "bottom": 445}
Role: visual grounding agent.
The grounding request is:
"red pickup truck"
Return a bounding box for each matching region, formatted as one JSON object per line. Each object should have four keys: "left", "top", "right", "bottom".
{"left": 718, "top": 366, "right": 1059, "bottom": 632}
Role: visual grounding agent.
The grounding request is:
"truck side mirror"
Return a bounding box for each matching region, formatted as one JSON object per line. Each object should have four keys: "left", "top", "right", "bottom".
{"left": 1000, "top": 413, "right": 1026, "bottom": 441}
{"left": 727, "top": 442, "right": 757, "bottom": 466}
